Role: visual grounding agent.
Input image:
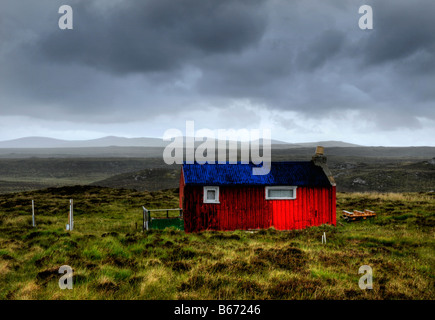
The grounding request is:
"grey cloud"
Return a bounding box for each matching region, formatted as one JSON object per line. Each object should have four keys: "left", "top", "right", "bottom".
{"left": 0, "top": 0, "right": 434, "bottom": 134}
{"left": 361, "top": 1, "right": 435, "bottom": 67}
{"left": 36, "top": 0, "right": 268, "bottom": 75}
{"left": 295, "top": 29, "right": 346, "bottom": 72}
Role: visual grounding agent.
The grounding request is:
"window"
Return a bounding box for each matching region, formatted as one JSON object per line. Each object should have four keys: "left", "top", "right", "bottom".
{"left": 204, "top": 186, "right": 219, "bottom": 203}
{"left": 265, "top": 186, "right": 297, "bottom": 200}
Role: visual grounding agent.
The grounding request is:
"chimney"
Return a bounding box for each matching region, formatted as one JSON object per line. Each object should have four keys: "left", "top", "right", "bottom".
{"left": 312, "top": 145, "right": 327, "bottom": 165}
{"left": 312, "top": 146, "right": 336, "bottom": 186}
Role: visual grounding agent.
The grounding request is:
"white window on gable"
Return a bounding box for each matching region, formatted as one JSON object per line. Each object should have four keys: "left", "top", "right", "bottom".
{"left": 265, "top": 186, "right": 297, "bottom": 200}
{"left": 204, "top": 186, "right": 219, "bottom": 203}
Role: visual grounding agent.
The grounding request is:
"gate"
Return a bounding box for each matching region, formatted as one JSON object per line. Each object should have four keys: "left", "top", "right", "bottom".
{"left": 142, "top": 207, "right": 184, "bottom": 231}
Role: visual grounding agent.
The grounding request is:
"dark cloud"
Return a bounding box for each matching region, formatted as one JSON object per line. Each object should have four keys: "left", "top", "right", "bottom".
{"left": 37, "top": 0, "right": 267, "bottom": 74}
{"left": 361, "top": 1, "right": 435, "bottom": 67}
{"left": 0, "top": 0, "right": 434, "bottom": 135}
{"left": 295, "top": 29, "right": 346, "bottom": 72}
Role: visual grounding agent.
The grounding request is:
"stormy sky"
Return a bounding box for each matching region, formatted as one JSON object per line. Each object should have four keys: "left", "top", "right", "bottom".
{"left": 0, "top": 0, "right": 434, "bottom": 146}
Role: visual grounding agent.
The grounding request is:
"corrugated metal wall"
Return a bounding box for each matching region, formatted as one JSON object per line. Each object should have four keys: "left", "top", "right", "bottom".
{"left": 271, "top": 186, "right": 336, "bottom": 230}
{"left": 179, "top": 169, "right": 185, "bottom": 209}
{"left": 182, "top": 185, "right": 336, "bottom": 233}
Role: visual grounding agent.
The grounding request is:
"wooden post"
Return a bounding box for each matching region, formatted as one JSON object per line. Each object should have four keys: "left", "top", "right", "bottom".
{"left": 69, "top": 199, "right": 72, "bottom": 231}
{"left": 142, "top": 207, "right": 145, "bottom": 232}
{"left": 67, "top": 210, "right": 70, "bottom": 231}
{"left": 71, "top": 199, "right": 74, "bottom": 230}
{"left": 68, "top": 199, "right": 73, "bottom": 231}
{"left": 32, "top": 200, "right": 35, "bottom": 227}
{"left": 142, "top": 207, "right": 150, "bottom": 231}
{"left": 148, "top": 210, "right": 151, "bottom": 230}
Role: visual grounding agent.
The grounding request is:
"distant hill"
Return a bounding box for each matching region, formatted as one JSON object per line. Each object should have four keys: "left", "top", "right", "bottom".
{"left": 91, "top": 167, "right": 181, "bottom": 192}
{"left": 0, "top": 136, "right": 361, "bottom": 149}
{"left": 0, "top": 155, "right": 433, "bottom": 194}
{"left": 271, "top": 140, "right": 361, "bottom": 149}
{"left": 0, "top": 136, "right": 168, "bottom": 148}
{"left": 291, "top": 141, "right": 361, "bottom": 148}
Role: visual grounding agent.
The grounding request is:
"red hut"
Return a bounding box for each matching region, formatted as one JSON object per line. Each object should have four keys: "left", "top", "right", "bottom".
{"left": 179, "top": 148, "right": 336, "bottom": 233}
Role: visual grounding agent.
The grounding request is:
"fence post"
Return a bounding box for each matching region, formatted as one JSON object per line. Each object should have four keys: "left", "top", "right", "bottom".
{"left": 142, "top": 207, "right": 146, "bottom": 231}
{"left": 147, "top": 209, "right": 151, "bottom": 230}
{"left": 67, "top": 199, "right": 74, "bottom": 231}
{"left": 142, "top": 207, "right": 150, "bottom": 231}
{"left": 32, "top": 200, "right": 36, "bottom": 227}
{"left": 71, "top": 199, "right": 74, "bottom": 230}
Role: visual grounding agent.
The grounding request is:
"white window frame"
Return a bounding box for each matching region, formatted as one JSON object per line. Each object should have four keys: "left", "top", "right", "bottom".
{"left": 203, "top": 186, "right": 220, "bottom": 204}
{"left": 265, "top": 186, "right": 297, "bottom": 200}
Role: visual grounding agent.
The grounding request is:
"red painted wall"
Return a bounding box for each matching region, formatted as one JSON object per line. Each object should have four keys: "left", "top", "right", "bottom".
{"left": 181, "top": 183, "right": 336, "bottom": 233}
{"left": 179, "top": 169, "right": 185, "bottom": 209}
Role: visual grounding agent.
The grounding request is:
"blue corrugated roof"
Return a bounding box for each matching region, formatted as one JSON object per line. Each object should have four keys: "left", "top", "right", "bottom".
{"left": 182, "top": 161, "right": 331, "bottom": 187}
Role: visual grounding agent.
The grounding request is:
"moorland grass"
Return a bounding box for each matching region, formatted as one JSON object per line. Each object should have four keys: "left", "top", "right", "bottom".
{"left": 0, "top": 187, "right": 433, "bottom": 299}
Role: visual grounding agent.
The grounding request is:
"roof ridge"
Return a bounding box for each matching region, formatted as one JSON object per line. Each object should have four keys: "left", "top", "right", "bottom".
{"left": 182, "top": 160, "right": 312, "bottom": 165}
{"left": 182, "top": 161, "right": 332, "bottom": 187}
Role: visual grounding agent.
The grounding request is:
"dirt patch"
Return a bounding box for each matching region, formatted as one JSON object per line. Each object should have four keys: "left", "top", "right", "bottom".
{"left": 207, "top": 260, "right": 255, "bottom": 274}
{"left": 344, "top": 289, "right": 363, "bottom": 299}
{"left": 104, "top": 256, "right": 138, "bottom": 270}
{"left": 249, "top": 257, "right": 268, "bottom": 270}
{"left": 211, "top": 233, "right": 241, "bottom": 241}
{"left": 170, "top": 261, "right": 192, "bottom": 272}
{"left": 162, "top": 247, "right": 197, "bottom": 262}
{"left": 25, "top": 231, "right": 43, "bottom": 240}
{"left": 317, "top": 250, "right": 368, "bottom": 268}
{"left": 66, "top": 253, "right": 83, "bottom": 266}
{"left": 267, "top": 278, "right": 322, "bottom": 299}
{"left": 236, "top": 279, "right": 264, "bottom": 298}
{"left": 95, "top": 280, "right": 119, "bottom": 292}
{"left": 128, "top": 276, "right": 143, "bottom": 286}
{"left": 179, "top": 274, "right": 205, "bottom": 291}
{"left": 86, "top": 263, "right": 98, "bottom": 269}
{"left": 255, "top": 246, "right": 307, "bottom": 272}
{"left": 101, "top": 232, "right": 119, "bottom": 238}
{"left": 206, "top": 277, "right": 231, "bottom": 291}
{"left": 207, "top": 262, "right": 229, "bottom": 273}
{"left": 36, "top": 267, "right": 60, "bottom": 285}
{"left": 123, "top": 234, "right": 140, "bottom": 244}
{"left": 415, "top": 215, "right": 435, "bottom": 228}
{"left": 369, "top": 247, "right": 392, "bottom": 255}
{"left": 179, "top": 274, "right": 231, "bottom": 292}
{"left": 162, "top": 241, "right": 174, "bottom": 248}
{"left": 35, "top": 256, "right": 50, "bottom": 267}
{"left": 0, "top": 253, "right": 15, "bottom": 261}
{"left": 63, "top": 239, "right": 79, "bottom": 249}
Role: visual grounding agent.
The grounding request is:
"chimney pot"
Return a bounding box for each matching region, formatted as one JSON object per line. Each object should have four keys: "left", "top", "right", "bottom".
{"left": 315, "top": 146, "right": 324, "bottom": 155}
{"left": 312, "top": 146, "right": 327, "bottom": 165}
